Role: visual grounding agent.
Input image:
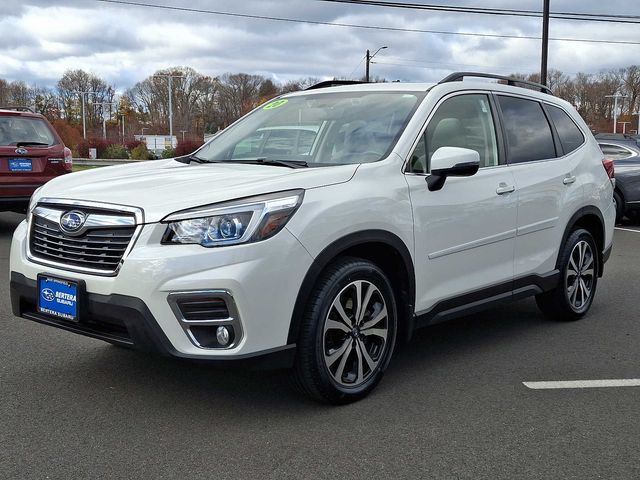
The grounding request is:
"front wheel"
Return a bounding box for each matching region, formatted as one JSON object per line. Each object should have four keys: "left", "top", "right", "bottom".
{"left": 536, "top": 228, "right": 598, "bottom": 321}
{"left": 292, "top": 257, "right": 397, "bottom": 404}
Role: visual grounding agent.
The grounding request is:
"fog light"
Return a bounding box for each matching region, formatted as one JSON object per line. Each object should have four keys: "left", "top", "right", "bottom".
{"left": 216, "top": 326, "right": 230, "bottom": 346}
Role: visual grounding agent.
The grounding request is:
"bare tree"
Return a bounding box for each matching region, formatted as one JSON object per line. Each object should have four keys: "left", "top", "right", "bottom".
{"left": 57, "top": 69, "right": 115, "bottom": 127}
{"left": 216, "top": 73, "right": 264, "bottom": 127}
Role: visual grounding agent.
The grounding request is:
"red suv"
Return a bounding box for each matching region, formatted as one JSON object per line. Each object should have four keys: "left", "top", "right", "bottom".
{"left": 0, "top": 107, "right": 72, "bottom": 212}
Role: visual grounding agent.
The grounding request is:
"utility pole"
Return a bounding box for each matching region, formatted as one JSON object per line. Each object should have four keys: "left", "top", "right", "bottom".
{"left": 92, "top": 101, "right": 116, "bottom": 139}
{"left": 72, "top": 91, "right": 94, "bottom": 139}
{"left": 365, "top": 46, "right": 387, "bottom": 82}
{"left": 605, "top": 94, "right": 627, "bottom": 134}
{"left": 120, "top": 113, "right": 126, "bottom": 139}
{"left": 154, "top": 74, "right": 184, "bottom": 139}
{"left": 540, "top": 0, "right": 550, "bottom": 86}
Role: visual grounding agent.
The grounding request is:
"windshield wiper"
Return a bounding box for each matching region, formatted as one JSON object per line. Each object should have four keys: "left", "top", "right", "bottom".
{"left": 16, "top": 141, "right": 49, "bottom": 147}
{"left": 175, "top": 154, "right": 216, "bottom": 164}
{"left": 232, "top": 158, "right": 309, "bottom": 169}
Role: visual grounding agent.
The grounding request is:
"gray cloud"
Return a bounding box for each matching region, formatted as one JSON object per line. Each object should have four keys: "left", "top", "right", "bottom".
{"left": 0, "top": 0, "right": 637, "bottom": 89}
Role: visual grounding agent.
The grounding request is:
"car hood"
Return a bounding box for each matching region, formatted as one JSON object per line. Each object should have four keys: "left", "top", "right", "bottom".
{"left": 36, "top": 159, "right": 358, "bottom": 222}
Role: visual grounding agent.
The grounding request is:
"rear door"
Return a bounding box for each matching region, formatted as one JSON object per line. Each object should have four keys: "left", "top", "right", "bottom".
{"left": 496, "top": 95, "right": 585, "bottom": 280}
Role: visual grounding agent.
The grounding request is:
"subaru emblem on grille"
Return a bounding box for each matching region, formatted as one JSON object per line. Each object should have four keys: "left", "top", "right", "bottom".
{"left": 60, "top": 211, "right": 87, "bottom": 233}
{"left": 15, "top": 147, "right": 28, "bottom": 155}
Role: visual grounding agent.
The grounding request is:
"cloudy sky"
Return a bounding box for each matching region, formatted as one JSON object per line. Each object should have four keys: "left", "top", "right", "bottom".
{"left": 0, "top": 0, "right": 638, "bottom": 90}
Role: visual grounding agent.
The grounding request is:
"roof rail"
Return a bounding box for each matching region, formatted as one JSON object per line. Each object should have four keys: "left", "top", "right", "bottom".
{"left": 439, "top": 72, "right": 553, "bottom": 95}
{"left": 0, "top": 106, "right": 35, "bottom": 113}
{"left": 305, "top": 80, "right": 367, "bottom": 91}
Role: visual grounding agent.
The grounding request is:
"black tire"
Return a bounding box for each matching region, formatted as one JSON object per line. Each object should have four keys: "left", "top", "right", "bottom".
{"left": 536, "top": 228, "right": 598, "bottom": 321}
{"left": 292, "top": 257, "right": 397, "bottom": 404}
{"left": 613, "top": 190, "right": 624, "bottom": 223}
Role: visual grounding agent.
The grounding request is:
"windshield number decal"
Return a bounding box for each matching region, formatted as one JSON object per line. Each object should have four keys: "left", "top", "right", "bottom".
{"left": 263, "top": 99, "right": 288, "bottom": 110}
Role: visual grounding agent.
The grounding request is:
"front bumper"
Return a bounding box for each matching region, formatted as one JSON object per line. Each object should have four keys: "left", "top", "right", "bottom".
{"left": 10, "top": 218, "right": 313, "bottom": 364}
{"left": 10, "top": 272, "right": 296, "bottom": 368}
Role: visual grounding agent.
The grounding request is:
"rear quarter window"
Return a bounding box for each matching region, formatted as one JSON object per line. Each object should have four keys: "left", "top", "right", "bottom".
{"left": 547, "top": 105, "right": 585, "bottom": 154}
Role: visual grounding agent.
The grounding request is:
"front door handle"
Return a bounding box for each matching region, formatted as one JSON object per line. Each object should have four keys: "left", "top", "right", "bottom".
{"left": 563, "top": 175, "right": 576, "bottom": 185}
{"left": 496, "top": 183, "right": 515, "bottom": 195}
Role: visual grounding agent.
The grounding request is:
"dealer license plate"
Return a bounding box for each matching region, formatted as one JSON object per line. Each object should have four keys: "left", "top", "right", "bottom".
{"left": 37, "top": 275, "right": 80, "bottom": 322}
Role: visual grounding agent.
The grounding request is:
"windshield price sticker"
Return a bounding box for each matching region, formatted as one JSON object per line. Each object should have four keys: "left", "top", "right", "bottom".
{"left": 263, "top": 99, "right": 288, "bottom": 110}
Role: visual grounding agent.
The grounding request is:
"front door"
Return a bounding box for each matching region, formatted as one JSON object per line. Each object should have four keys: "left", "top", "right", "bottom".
{"left": 405, "top": 92, "right": 517, "bottom": 313}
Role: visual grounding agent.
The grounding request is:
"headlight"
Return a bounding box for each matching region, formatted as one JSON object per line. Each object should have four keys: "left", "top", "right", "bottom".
{"left": 26, "top": 186, "right": 43, "bottom": 224}
{"left": 162, "top": 189, "right": 304, "bottom": 247}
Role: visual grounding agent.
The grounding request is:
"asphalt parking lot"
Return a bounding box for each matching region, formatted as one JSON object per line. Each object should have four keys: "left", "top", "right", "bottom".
{"left": 1, "top": 212, "right": 639, "bottom": 480}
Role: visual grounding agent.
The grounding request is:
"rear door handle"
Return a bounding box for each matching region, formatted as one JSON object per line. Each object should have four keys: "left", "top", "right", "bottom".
{"left": 563, "top": 175, "right": 576, "bottom": 185}
{"left": 496, "top": 184, "right": 515, "bottom": 195}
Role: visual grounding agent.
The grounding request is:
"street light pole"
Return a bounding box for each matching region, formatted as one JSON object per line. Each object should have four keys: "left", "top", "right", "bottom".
{"left": 92, "top": 101, "right": 116, "bottom": 139}
{"left": 605, "top": 94, "right": 627, "bottom": 134}
{"left": 72, "top": 91, "right": 94, "bottom": 139}
{"left": 154, "top": 74, "right": 184, "bottom": 139}
{"left": 365, "top": 46, "right": 387, "bottom": 82}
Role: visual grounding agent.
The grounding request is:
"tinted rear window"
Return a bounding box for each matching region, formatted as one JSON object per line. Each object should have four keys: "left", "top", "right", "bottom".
{"left": 547, "top": 105, "right": 584, "bottom": 154}
{"left": 498, "top": 96, "right": 556, "bottom": 163}
{"left": 0, "top": 116, "right": 57, "bottom": 147}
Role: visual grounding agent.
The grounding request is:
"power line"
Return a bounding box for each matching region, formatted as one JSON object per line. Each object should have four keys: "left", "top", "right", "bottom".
{"left": 347, "top": 54, "right": 367, "bottom": 79}
{"left": 372, "top": 59, "right": 582, "bottom": 76}
{"left": 318, "top": 0, "right": 640, "bottom": 24}
{"left": 377, "top": 57, "right": 536, "bottom": 72}
{"left": 94, "top": 0, "right": 640, "bottom": 46}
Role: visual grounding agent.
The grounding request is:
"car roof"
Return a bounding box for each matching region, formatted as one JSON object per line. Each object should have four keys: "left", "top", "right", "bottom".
{"left": 0, "top": 108, "right": 44, "bottom": 118}
{"left": 284, "top": 82, "right": 436, "bottom": 96}
{"left": 283, "top": 79, "right": 559, "bottom": 102}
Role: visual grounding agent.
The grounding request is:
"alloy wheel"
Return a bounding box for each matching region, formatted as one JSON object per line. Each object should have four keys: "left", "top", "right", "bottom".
{"left": 322, "top": 280, "right": 389, "bottom": 387}
{"left": 565, "top": 240, "right": 595, "bottom": 311}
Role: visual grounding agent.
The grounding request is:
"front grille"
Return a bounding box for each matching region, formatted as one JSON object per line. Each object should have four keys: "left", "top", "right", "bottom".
{"left": 29, "top": 209, "right": 136, "bottom": 274}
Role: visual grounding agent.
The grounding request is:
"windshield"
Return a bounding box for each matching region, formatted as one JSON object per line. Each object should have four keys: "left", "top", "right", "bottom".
{"left": 0, "top": 116, "right": 57, "bottom": 147}
{"left": 195, "top": 91, "right": 424, "bottom": 166}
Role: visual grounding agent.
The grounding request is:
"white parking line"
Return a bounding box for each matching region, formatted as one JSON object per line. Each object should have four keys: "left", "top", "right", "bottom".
{"left": 615, "top": 227, "right": 640, "bottom": 233}
{"left": 523, "top": 379, "right": 640, "bottom": 390}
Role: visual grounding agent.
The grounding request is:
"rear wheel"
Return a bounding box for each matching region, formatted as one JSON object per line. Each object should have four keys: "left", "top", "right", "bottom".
{"left": 536, "top": 228, "right": 598, "bottom": 321}
{"left": 292, "top": 257, "right": 397, "bottom": 404}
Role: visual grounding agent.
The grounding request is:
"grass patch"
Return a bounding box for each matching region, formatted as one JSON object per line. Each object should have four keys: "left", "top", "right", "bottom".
{"left": 72, "top": 164, "right": 100, "bottom": 172}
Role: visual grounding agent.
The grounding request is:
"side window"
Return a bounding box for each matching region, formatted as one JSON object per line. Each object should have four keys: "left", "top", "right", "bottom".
{"left": 547, "top": 105, "right": 585, "bottom": 154}
{"left": 497, "top": 96, "right": 556, "bottom": 163}
{"left": 599, "top": 144, "right": 634, "bottom": 160}
{"left": 409, "top": 94, "right": 499, "bottom": 173}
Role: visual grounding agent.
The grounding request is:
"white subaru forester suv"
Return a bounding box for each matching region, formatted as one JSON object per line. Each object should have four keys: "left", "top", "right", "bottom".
{"left": 10, "top": 73, "right": 615, "bottom": 404}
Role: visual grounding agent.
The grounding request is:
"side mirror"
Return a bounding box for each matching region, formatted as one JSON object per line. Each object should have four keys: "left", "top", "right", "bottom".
{"left": 426, "top": 147, "right": 480, "bottom": 191}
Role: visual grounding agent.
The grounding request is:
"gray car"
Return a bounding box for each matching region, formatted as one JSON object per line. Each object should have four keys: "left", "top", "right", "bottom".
{"left": 598, "top": 140, "right": 640, "bottom": 222}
